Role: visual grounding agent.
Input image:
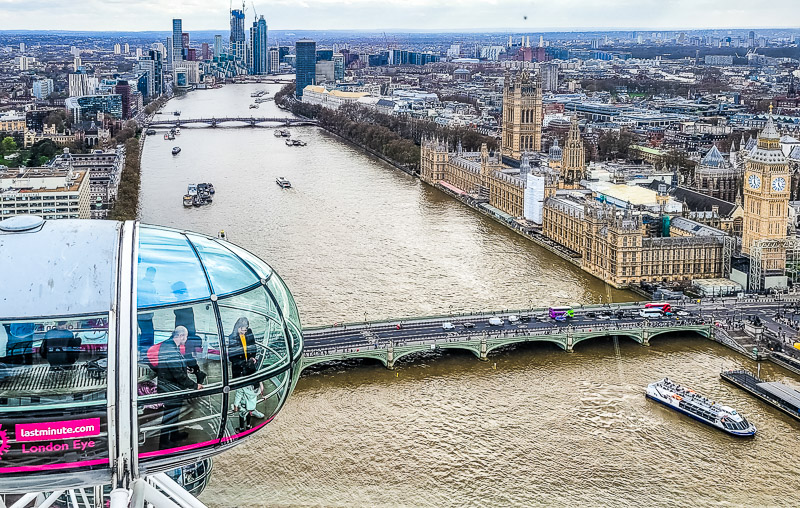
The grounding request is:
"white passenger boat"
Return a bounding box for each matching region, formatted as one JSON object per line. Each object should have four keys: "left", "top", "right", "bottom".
{"left": 646, "top": 378, "right": 756, "bottom": 437}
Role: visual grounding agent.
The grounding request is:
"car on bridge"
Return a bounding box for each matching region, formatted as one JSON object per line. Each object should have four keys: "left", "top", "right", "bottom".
{"left": 442, "top": 322, "right": 455, "bottom": 331}
{"left": 508, "top": 315, "right": 519, "bottom": 323}
{"left": 462, "top": 322, "right": 475, "bottom": 328}
{"left": 488, "top": 317, "right": 503, "bottom": 326}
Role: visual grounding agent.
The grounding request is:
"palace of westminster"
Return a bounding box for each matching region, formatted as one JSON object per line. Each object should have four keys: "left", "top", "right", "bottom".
{"left": 420, "top": 70, "right": 794, "bottom": 291}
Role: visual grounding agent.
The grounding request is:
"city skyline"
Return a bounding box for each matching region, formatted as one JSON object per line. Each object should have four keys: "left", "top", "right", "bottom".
{"left": 1, "top": 0, "right": 800, "bottom": 32}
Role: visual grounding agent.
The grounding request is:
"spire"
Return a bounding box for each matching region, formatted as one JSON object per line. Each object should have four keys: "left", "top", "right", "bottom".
{"left": 757, "top": 112, "right": 780, "bottom": 148}
{"left": 520, "top": 151, "right": 531, "bottom": 183}
{"left": 701, "top": 144, "right": 725, "bottom": 168}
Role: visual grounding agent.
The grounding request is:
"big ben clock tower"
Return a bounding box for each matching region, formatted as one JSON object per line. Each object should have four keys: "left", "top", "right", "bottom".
{"left": 742, "top": 111, "right": 790, "bottom": 273}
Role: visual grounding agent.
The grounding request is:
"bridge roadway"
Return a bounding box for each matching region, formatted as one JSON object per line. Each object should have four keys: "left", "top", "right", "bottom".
{"left": 146, "top": 117, "right": 317, "bottom": 128}
{"left": 294, "top": 296, "right": 800, "bottom": 380}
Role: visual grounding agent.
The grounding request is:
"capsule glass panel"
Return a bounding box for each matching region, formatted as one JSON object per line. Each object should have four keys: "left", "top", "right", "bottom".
{"left": 217, "top": 286, "right": 290, "bottom": 382}
{"left": 0, "top": 314, "right": 109, "bottom": 408}
{"left": 137, "top": 227, "right": 211, "bottom": 308}
{"left": 185, "top": 233, "right": 259, "bottom": 297}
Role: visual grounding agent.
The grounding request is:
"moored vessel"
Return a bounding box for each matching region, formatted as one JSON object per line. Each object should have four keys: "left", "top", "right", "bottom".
{"left": 721, "top": 369, "right": 800, "bottom": 422}
{"left": 276, "top": 177, "right": 291, "bottom": 189}
{"left": 646, "top": 378, "right": 756, "bottom": 437}
{"left": 172, "top": 146, "right": 181, "bottom": 155}
{"left": 182, "top": 194, "right": 193, "bottom": 207}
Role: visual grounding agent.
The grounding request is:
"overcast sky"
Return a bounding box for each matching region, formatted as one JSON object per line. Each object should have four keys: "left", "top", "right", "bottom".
{"left": 1, "top": 0, "right": 799, "bottom": 32}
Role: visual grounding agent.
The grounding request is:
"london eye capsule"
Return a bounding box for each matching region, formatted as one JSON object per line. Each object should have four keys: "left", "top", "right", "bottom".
{"left": 0, "top": 216, "right": 303, "bottom": 492}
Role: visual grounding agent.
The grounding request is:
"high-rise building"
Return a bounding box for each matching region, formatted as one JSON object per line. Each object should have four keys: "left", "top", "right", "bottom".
{"left": 269, "top": 48, "right": 280, "bottom": 74}
{"left": 19, "top": 42, "right": 25, "bottom": 53}
{"left": 172, "top": 19, "right": 183, "bottom": 63}
{"left": 113, "top": 81, "right": 132, "bottom": 119}
{"left": 201, "top": 43, "right": 210, "bottom": 60}
{"left": 124, "top": 43, "right": 130, "bottom": 54}
{"left": 149, "top": 49, "right": 163, "bottom": 96}
{"left": 295, "top": 39, "right": 316, "bottom": 98}
{"left": 251, "top": 16, "right": 268, "bottom": 74}
{"left": 230, "top": 8, "right": 246, "bottom": 61}
{"left": 69, "top": 72, "right": 99, "bottom": 97}
{"left": 742, "top": 114, "right": 790, "bottom": 276}
{"left": 214, "top": 35, "right": 223, "bottom": 58}
{"left": 748, "top": 30, "right": 756, "bottom": 48}
{"left": 165, "top": 37, "right": 174, "bottom": 67}
{"left": 182, "top": 33, "right": 190, "bottom": 49}
{"left": 541, "top": 63, "right": 558, "bottom": 91}
{"left": 114, "top": 43, "right": 121, "bottom": 55}
{"left": 73, "top": 55, "right": 82, "bottom": 72}
{"left": 333, "top": 53, "right": 344, "bottom": 81}
{"left": 32, "top": 79, "right": 54, "bottom": 99}
{"left": 501, "top": 70, "right": 543, "bottom": 160}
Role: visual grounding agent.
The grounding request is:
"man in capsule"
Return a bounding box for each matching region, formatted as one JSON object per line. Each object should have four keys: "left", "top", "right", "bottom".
{"left": 158, "top": 326, "right": 203, "bottom": 447}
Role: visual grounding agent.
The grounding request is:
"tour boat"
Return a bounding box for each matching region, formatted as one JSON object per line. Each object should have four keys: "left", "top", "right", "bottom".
{"left": 175, "top": 127, "right": 181, "bottom": 135}
{"left": 280, "top": 129, "right": 291, "bottom": 137}
{"left": 276, "top": 177, "right": 292, "bottom": 189}
{"left": 173, "top": 110, "right": 181, "bottom": 116}
{"left": 172, "top": 147, "right": 181, "bottom": 155}
{"left": 273, "top": 129, "right": 282, "bottom": 137}
{"left": 646, "top": 378, "right": 756, "bottom": 437}
{"left": 249, "top": 104, "right": 259, "bottom": 109}
{"left": 183, "top": 194, "right": 193, "bottom": 207}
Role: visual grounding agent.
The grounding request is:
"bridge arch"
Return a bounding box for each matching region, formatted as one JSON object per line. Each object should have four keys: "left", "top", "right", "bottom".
{"left": 647, "top": 326, "right": 711, "bottom": 342}
{"left": 299, "top": 352, "right": 388, "bottom": 374}
{"left": 572, "top": 331, "right": 643, "bottom": 348}
{"left": 486, "top": 336, "right": 568, "bottom": 354}
{"left": 391, "top": 345, "right": 445, "bottom": 366}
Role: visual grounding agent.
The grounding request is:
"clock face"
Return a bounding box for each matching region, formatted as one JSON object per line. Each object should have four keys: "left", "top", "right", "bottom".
{"left": 748, "top": 174, "right": 761, "bottom": 189}
{"left": 772, "top": 177, "right": 787, "bottom": 192}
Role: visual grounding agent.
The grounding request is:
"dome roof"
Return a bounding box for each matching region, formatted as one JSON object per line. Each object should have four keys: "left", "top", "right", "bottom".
{"left": 549, "top": 139, "right": 563, "bottom": 161}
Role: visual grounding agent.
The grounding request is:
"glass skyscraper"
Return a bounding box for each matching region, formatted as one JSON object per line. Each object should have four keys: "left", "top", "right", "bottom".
{"left": 251, "top": 16, "right": 268, "bottom": 75}
{"left": 214, "top": 35, "right": 223, "bottom": 59}
{"left": 229, "top": 9, "right": 246, "bottom": 61}
{"left": 171, "top": 19, "right": 183, "bottom": 64}
{"left": 295, "top": 39, "right": 316, "bottom": 98}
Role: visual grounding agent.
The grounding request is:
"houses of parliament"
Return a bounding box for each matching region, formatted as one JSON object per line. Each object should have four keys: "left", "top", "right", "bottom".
{"left": 420, "top": 70, "right": 791, "bottom": 290}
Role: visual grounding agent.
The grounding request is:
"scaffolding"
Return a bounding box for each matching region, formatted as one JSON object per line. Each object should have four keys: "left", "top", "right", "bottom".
{"left": 748, "top": 237, "right": 800, "bottom": 292}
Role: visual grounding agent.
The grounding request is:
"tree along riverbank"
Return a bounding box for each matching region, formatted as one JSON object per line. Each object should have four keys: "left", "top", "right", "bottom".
{"left": 274, "top": 84, "right": 498, "bottom": 173}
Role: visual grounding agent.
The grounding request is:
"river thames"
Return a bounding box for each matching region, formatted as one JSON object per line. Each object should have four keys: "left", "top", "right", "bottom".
{"left": 140, "top": 83, "right": 800, "bottom": 507}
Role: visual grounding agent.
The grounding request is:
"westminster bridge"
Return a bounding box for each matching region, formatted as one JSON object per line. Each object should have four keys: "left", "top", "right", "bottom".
{"left": 291, "top": 296, "right": 800, "bottom": 384}
{"left": 146, "top": 117, "right": 318, "bottom": 128}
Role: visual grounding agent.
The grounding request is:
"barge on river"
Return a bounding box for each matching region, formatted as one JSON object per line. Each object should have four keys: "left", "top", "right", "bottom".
{"left": 721, "top": 369, "right": 800, "bottom": 422}
{"left": 646, "top": 378, "right": 756, "bottom": 437}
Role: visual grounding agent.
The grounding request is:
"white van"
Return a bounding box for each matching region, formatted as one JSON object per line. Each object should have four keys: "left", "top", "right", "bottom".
{"left": 442, "top": 322, "right": 455, "bottom": 330}
{"left": 508, "top": 315, "right": 519, "bottom": 323}
{"left": 488, "top": 316, "right": 503, "bottom": 326}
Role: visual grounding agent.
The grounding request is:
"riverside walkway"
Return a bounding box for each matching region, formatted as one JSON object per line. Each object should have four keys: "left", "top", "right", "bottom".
{"left": 294, "top": 296, "right": 800, "bottom": 383}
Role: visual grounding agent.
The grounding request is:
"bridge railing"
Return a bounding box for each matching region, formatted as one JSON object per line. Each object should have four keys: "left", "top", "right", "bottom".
{"left": 302, "top": 319, "right": 711, "bottom": 356}
{"left": 301, "top": 300, "right": 709, "bottom": 334}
